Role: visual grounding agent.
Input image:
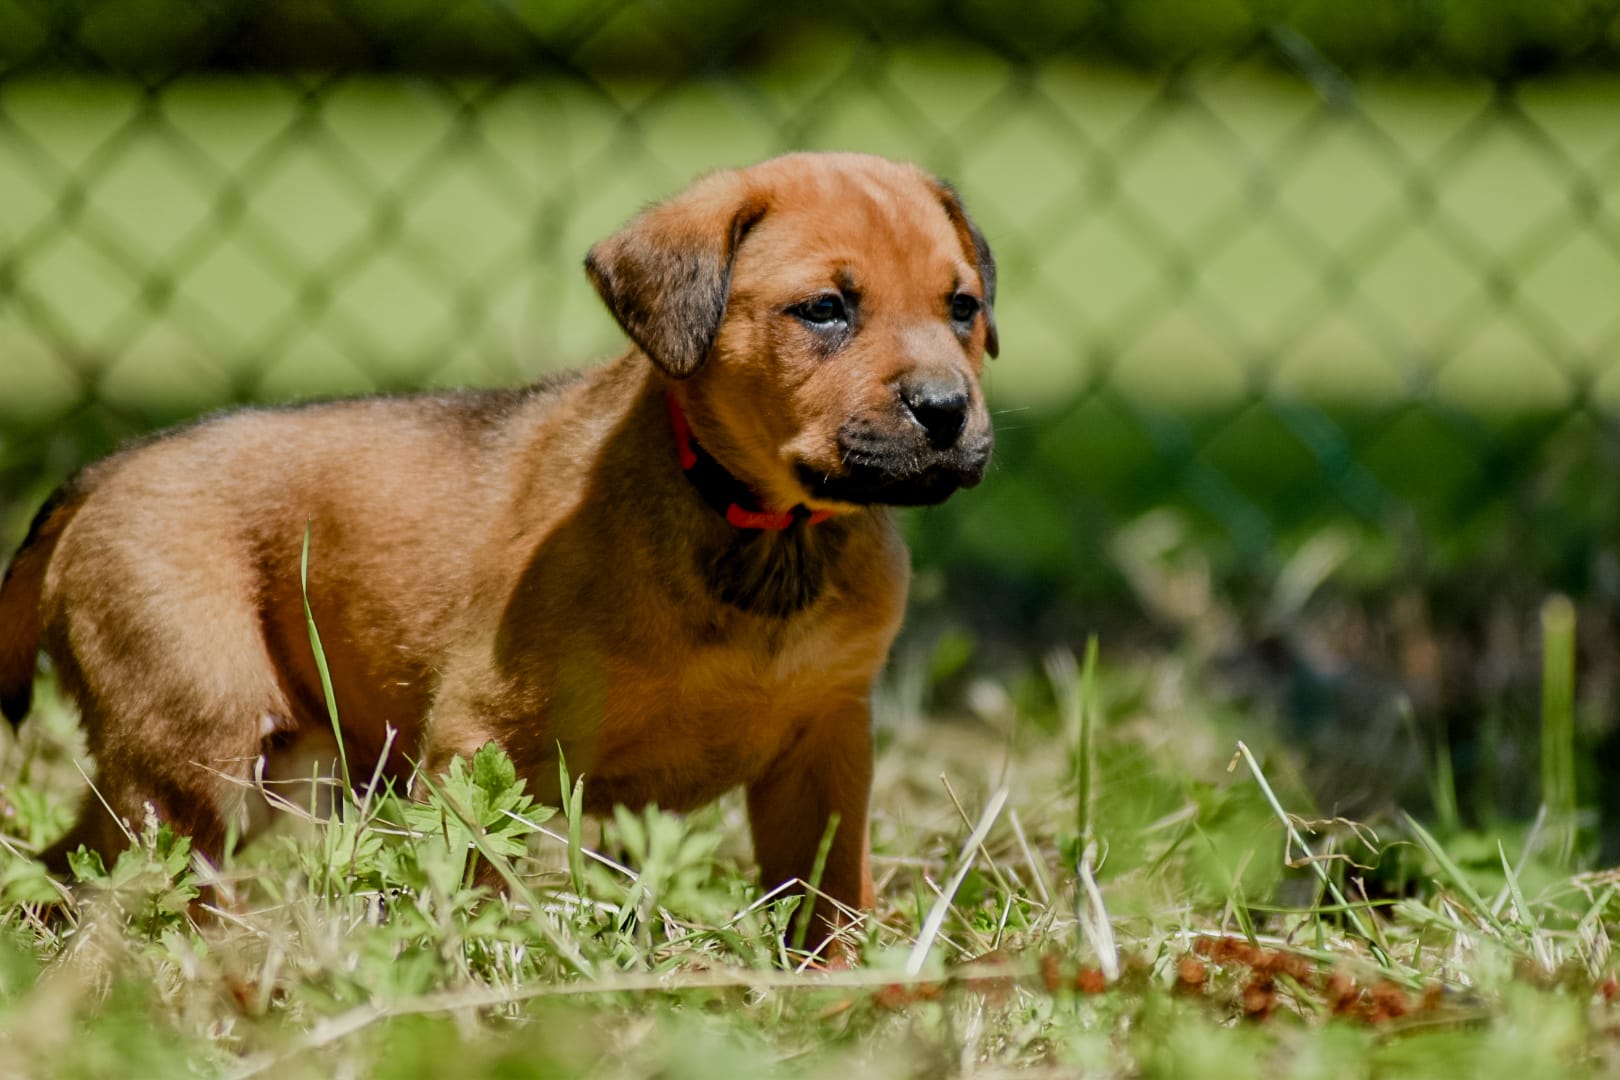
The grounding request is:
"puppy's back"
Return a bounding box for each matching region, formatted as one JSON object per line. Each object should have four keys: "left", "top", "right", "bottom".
{"left": 0, "top": 375, "right": 586, "bottom": 728}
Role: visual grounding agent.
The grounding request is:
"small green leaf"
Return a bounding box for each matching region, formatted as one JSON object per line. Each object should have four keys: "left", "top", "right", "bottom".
{"left": 0, "top": 858, "right": 60, "bottom": 905}
{"left": 67, "top": 846, "right": 107, "bottom": 883}
{"left": 472, "top": 742, "right": 518, "bottom": 801}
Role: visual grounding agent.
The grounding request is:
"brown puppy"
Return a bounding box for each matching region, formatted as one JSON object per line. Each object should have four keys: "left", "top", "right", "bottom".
{"left": 0, "top": 152, "right": 997, "bottom": 938}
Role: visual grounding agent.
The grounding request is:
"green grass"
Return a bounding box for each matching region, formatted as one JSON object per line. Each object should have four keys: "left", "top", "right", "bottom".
{"left": 0, "top": 640, "right": 1615, "bottom": 1078}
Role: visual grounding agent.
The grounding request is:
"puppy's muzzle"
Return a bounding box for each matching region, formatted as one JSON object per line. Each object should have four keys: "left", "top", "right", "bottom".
{"left": 799, "top": 374, "right": 992, "bottom": 508}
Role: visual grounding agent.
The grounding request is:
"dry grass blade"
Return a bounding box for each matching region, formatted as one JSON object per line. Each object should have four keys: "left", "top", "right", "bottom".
{"left": 1076, "top": 840, "right": 1118, "bottom": 981}
{"left": 1234, "top": 741, "right": 1390, "bottom": 967}
{"left": 907, "top": 787, "right": 1009, "bottom": 976}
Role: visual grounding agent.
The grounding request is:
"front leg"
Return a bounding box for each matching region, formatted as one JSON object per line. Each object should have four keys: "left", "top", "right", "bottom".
{"left": 746, "top": 700, "right": 875, "bottom": 950}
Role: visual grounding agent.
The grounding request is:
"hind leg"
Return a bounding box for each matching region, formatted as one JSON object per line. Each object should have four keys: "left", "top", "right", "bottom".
{"left": 39, "top": 693, "right": 278, "bottom": 876}
{"left": 38, "top": 791, "right": 126, "bottom": 877}
{"left": 41, "top": 570, "right": 294, "bottom": 876}
{"left": 36, "top": 771, "right": 230, "bottom": 877}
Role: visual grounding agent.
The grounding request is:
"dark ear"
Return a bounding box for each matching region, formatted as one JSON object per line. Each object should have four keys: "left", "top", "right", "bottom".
{"left": 936, "top": 181, "right": 1000, "bottom": 359}
{"left": 585, "top": 173, "right": 766, "bottom": 378}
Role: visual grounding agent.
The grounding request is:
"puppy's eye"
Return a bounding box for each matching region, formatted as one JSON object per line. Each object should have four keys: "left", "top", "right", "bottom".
{"left": 949, "top": 293, "right": 981, "bottom": 323}
{"left": 791, "top": 294, "right": 848, "bottom": 327}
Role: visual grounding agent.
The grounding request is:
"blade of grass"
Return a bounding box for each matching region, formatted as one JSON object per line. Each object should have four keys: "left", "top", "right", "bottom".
{"left": 1540, "top": 594, "right": 1577, "bottom": 866}
{"left": 1234, "top": 741, "right": 1389, "bottom": 966}
{"left": 941, "top": 774, "right": 1020, "bottom": 905}
{"left": 557, "top": 747, "right": 588, "bottom": 910}
{"left": 1197, "top": 824, "right": 1257, "bottom": 944}
{"left": 1490, "top": 804, "right": 1547, "bottom": 919}
{"left": 355, "top": 724, "right": 397, "bottom": 821}
{"left": 1402, "top": 812, "right": 1505, "bottom": 937}
{"left": 1076, "top": 839, "right": 1118, "bottom": 981}
{"left": 907, "top": 787, "right": 1008, "bottom": 976}
{"left": 1078, "top": 637, "right": 1098, "bottom": 846}
{"left": 1007, "top": 808, "right": 1052, "bottom": 906}
{"left": 1575, "top": 883, "right": 1617, "bottom": 975}
{"left": 1428, "top": 715, "right": 1460, "bottom": 837}
{"left": 300, "top": 523, "right": 352, "bottom": 807}
{"left": 1497, "top": 839, "right": 1552, "bottom": 972}
{"left": 523, "top": 818, "right": 636, "bottom": 880}
{"left": 790, "top": 812, "right": 841, "bottom": 954}
{"left": 1047, "top": 637, "right": 1099, "bottom": 846}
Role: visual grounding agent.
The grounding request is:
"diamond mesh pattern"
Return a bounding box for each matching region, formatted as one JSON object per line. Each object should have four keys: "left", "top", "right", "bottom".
{"left": 3, "top": 2, "right": 1620, "bottom": 612}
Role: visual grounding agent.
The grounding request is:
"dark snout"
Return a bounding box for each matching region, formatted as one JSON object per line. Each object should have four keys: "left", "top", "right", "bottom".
{"left": 900, "top": 372, "right": 972, "bottom": 450}
{"left": 799, "top": 369, "right": 993, "bottom": 508}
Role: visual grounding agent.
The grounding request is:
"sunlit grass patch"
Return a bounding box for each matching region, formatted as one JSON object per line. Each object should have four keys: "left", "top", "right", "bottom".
{"left": 0, "top": 643, "right": 1615, "bottom": 1077}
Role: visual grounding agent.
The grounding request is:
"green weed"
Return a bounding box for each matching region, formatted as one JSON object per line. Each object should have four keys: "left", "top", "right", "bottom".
{"left": 0, "top": 645, "right": 1615, "bottom": 1077}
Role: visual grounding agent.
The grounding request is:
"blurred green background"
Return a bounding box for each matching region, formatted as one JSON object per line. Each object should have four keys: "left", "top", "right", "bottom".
{"left": 3, "top": 1, "right": 1620, "bottom": 839}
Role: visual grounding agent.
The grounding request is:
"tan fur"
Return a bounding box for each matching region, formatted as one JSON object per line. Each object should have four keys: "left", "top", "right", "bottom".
{"left": 0, "top": 152, "right": 997, "bottom": 940}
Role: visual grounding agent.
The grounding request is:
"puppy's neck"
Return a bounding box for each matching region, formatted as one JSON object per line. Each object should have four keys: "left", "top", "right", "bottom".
{"left": 700, "top": 521, "right": 848, "bottom": 619}
{"left": 623, "top": 373, "right": 852, "bottom": 620}
{"left": 664, "top": 390, "right": 831, "bottom": 533}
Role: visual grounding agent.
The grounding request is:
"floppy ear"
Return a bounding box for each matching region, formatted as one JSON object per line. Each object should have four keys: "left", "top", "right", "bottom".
{"left": 936, "top": 181, "right": 1000, "bottom": 359}
{"left": 585, "top": 173, "right": 766, "bottom": 378}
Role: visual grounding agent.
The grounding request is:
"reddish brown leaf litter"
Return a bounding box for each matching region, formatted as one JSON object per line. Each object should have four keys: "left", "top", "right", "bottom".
{"left": 1040, "top": 952, "right": 1064, "bottom": 994}
{"left": 1241, "top": 975, "right": 1278, "bottom": 1019}
{"left": 1363, "top": 981, "right": 1411, "bottom": 1024}
{"left": 1192, "top": 935, "right": 1258, "bottom": 965}
{"left": 1325, "top": 971, "right": 1360, "bottom": 1016}
{"left": 1075, "top": 967, "right": 1107, "bottom": 994}
{"left": 867, "top": 950, "right": 1082, "bottom": 1014}
{"left": 1191, "top": 936, "right": 1312, "bottom": 982}
{"left": 871, "top": 983, "right": 913, "bottom": 1012}
{"left": 853, "top": 939, "right": 1488, "bottom": 1023}
{"left": 1032, "top": 950, "right": 1108, "bottom": 995}
{"left": 222, "top": 974, "right": 257, "bottom": 1015}
{"left": 1176, "top": 955, "right": 1208, "bottom": 992}
{"left": 1188, "top": 936, "right": 1448, "bottom": 1027}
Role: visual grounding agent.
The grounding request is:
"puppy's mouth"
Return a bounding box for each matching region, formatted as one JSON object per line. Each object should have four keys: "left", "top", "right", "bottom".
{"left": 795, "top": 434, "right": 992, "bottom": 508}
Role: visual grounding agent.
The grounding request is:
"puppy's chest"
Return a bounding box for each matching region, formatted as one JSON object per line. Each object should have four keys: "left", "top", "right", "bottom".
{"left": 623, "top": 607, "right": 868, "bottom": 728}
{"left": 574, "top": 610, "right": 879, "bottom": 802}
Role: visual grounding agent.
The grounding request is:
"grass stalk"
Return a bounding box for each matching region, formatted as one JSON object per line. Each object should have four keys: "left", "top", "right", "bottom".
{"left": 300, "top": 523, "right": 353, "bottom": 807}
{"left": 907, "top": 787, "right": 1009, "bottom": 976}
{"left": 790, "top": 812, "right": 840, "bottom": 954}
{"left": 1234, "top": 741, "right": 1389, "bottom": 966}
{"left": 557, "top": 748, "right": 589, "bottom": 910}
{"left": 1076, "top": 839, "right": 1118, "bottom": 980}
{"left": 1402, "top": 812, "right": 1504, "bottom": 936}
{"left": 1539, "top": 594, "right": 1578, "bottom": 866}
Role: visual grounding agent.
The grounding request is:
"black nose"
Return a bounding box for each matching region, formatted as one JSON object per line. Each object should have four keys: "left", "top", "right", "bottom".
{"left": 901, "top": 381, "right": 970, "bottom": 449}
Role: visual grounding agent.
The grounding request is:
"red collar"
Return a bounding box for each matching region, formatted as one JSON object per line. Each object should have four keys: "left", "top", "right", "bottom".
{"left": 666, "top": 392, "right": 832, "bottom": 531}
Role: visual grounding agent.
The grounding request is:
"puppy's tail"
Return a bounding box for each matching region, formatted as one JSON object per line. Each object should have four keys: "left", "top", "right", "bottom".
{"left": 0, "top": 484, "right": 82, "bottom": 726}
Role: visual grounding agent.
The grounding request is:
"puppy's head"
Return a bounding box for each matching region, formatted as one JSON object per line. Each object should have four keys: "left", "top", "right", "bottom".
{"left": 586, "top": 152, "right": 997, "bottom": 513}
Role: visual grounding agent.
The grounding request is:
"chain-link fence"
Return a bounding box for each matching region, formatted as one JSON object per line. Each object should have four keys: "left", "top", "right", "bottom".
{"left": 4, "top": 2, "right": 1620, "bottom": 729}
